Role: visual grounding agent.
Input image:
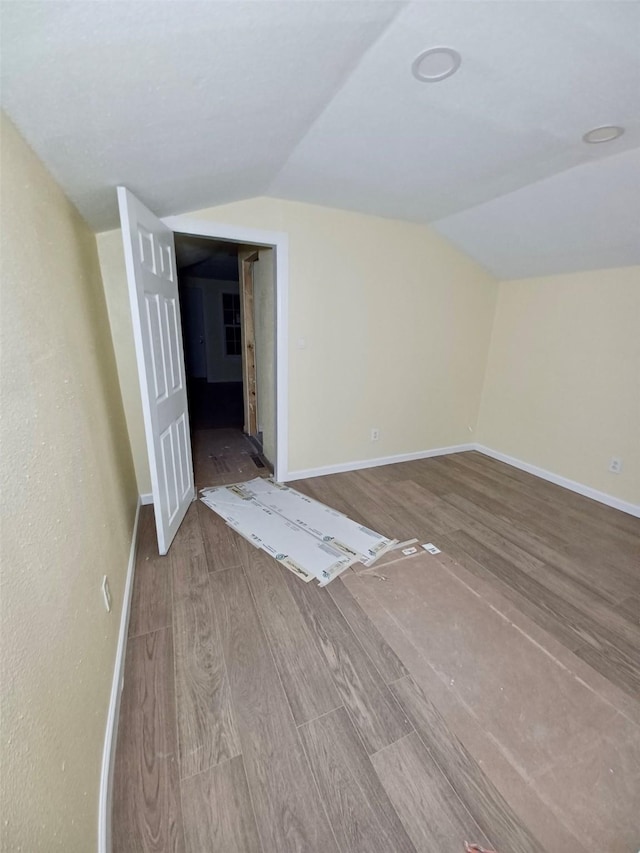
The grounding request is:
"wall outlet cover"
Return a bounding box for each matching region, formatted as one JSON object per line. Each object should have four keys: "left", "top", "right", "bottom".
{"left": 608, "top": 457, "right": 623, "bottom": 474}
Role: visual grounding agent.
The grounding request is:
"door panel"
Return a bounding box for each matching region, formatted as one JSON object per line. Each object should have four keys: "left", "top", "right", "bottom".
{"left": 164, "top": 297, "right": 182, "bottom": 389}
{"left": 118, "top": 187, "right": 194, "bottom": 554}
{"left": 145, "top": 295, "right": 168, "bottom": 400}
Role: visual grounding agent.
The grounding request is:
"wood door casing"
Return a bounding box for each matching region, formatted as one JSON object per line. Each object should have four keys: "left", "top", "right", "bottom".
{"left": 238, "top": 248, "right": 259, "bottom": 437}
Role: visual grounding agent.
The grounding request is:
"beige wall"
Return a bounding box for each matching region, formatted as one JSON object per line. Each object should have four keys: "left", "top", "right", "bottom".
{"left": 253, "top": 247, "right": 276, "bottom": 465}
{"left": 477, "top": 267, "right": 640, "bottom": 504}
{"left": 98, "top": 196, "right": 498, "bottom": 487}
{"left": 96, "top": 228, "right": 150, "bottom": 495}
{"left": 0, "top": 115, "right": 138, "bottom": 849}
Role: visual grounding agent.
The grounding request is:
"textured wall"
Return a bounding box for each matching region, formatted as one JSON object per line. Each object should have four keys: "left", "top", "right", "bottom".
{"left": 98, "top": 196, "right": 497, "bottom": 484}
{"left": 0, "top": 114, "right": 138, "bottom": 849}
{"left": 478, "top": 267, "right": 640, "bottom": 504}
{"left": 96, "top": 228, "right": 151, "bottom": 496}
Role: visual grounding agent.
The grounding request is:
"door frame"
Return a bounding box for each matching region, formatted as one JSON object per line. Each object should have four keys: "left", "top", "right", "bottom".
{"left": 237, "top": 248, "right": 260, "bottom": 438}
{"left": 163, "top": 215, "right": 289, "bottom": 482}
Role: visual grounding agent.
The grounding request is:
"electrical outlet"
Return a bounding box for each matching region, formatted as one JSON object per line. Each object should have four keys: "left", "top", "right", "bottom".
{"left": 609, "top": 456, "right": 622, "bottom": 474}
{"left": 370, "top": 428, "right": 380, "bottom": 442}
{"left": 101, "top": 575, "right": 112, "bottom": 612}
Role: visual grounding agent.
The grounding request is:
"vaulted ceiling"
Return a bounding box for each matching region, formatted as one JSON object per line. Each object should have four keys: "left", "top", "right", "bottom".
{"left": 1, "top": 1, "right": 639, "bottom": 279}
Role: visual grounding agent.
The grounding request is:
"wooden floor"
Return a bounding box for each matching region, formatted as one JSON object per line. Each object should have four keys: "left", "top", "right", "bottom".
{"left": 190, "top": 427, "right": 271, "bottom": 491}
{"left": 113, "top": 438, "right": 640, "bottom": 853}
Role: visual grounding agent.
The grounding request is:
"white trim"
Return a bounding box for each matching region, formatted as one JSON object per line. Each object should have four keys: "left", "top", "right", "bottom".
{"left": 163, "top": 215, "right": 289, "bottom": 482}
{"left": 474, "top": 444, "right": 640, "bottom": 518}
{"left": 286, "top": 442, "right": 640, "bottom": 518}
{"left": 98, "top": 497, "right": 142, "bottom": 853}
{"left": 285, "top": 444, "right": 475, "bottom": 481}
{"left": 140, "top": 492, "right": 153, "bottom": 505}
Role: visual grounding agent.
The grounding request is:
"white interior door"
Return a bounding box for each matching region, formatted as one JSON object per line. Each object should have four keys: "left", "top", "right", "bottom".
{"left": 117, "top": 187, "right": 194, "bottom": 554}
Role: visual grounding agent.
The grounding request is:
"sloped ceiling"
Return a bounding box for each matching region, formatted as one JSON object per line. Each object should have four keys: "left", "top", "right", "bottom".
{"left": 1, "top": 1, "right": 639, "bottom": 279}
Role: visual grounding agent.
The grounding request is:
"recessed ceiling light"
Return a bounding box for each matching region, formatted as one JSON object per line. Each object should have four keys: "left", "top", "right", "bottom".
{"left": 412, "top": 47, "right": 461, "bottom": 83}
{"left": 582, "top": 125, "right": 625, "bottom": 144}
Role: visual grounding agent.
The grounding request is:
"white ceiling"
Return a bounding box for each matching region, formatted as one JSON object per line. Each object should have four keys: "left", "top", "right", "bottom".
{"left": 1, "top": 1, "right": 639, "bottom": 279}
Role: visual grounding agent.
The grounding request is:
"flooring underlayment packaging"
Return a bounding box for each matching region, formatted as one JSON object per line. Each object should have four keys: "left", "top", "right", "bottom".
{"left": 200, "top": 478, "right": 397, "bottom": 585}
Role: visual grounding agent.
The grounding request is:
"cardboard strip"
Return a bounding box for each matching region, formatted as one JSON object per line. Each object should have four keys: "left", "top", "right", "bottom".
{"left": 201, "top": 489, "right": 356, "bottom": 585}
{"left": 205, "top": 478, "right": 397, "bottom": 566}
{"left": 200, "top": 478, "right": 396, "bottom": 585}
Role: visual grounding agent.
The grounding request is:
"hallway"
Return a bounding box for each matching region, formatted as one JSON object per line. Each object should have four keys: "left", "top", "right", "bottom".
{"left": 190, "top": 427, "right": 270, "bottom": 491}
{"left": 187, "top": 380, "right": 244, "bottom": 432}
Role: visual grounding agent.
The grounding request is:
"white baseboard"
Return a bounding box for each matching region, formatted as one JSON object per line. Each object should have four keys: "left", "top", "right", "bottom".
{"left": 98, "top": 497, "right": 142, "bottom": 853}
{"left": 140, "top": 492, "right": 153, "bottom": 505}
{"left": 474, "top": 444, "right": 640, "bottom": 518}
{"left": 285, "top": 443, "right": 475, "bottom": 482}
{"left": 286, "top": 441, "right": 639, "bottom": 518}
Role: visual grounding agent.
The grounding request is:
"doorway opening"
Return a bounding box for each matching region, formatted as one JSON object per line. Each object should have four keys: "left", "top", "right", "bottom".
{"left": 118, "top": 186, "right": 288, "bottom": 553}
{"left": 174, "top": 233, "right": 276, "bottom": 489}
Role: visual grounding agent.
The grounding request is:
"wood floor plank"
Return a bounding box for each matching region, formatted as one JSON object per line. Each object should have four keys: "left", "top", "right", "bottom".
{"left": 465, "top": 451, "right": 640, "bottom": 538}
{"left": 128, "top": 505, "right": 171, "bottom": 638}
{"left": 441, "top": 490, "right": 632, "bottom": 605}
{"left": 343, "top": 571, "right": 589, "bottom": 853}
{"left": 446, "top": 508, "right": 549, "bottom": 576}
{"left": 240, "top": 545, "right": 341, "bottom": 725}
{"left": 172, "top": 542, "right": 240, "bottom": 779}
{"left": 447, "top": 454, "right": 640, "bottom": 572}
{"left": 294, "top": 476, "right": 373, "bottom": 529}
{"left": 197, "top": 499, "right": 242, "bottom": 573}
{"left": 405, "top": 464, "right": 464, "bottom": 499}
{"left": 388, "top": 479, "right": 470, "bottom": 538}
{"left": 327, "top": 576, "right": 409, "bottom": 684}
{"left": 439, "top": 532, "right": 584, "bottom": 652}
{"left": 113, "top": 628, "right": 184, "bottom": 853}
{"left": 181, "top": 756, "right": 262, "bottom": 853}
{"left": 434, "top": 456, "right": 640, "bottom": 588}
{"left": 282, "top": 566, "right": 412, "bottom": 754}
{"left": 615, "top": 595, "right": 640, "bottom": 626}
{"left": 371, "top": 732, "right": 489, "bottom": 853}
{"left": 358, "top": 484, "right": 440, "bottom": 542}
{"left": 323, "top": 472, "right": 405, "bottom": 539}
{"left": 351, "top": 489, "right": 421, "bottom": 542}
{"left": 209, "top": 567, "right": 339, "bottom": 853}
{"left": 390, "top": 676, "right": 545, "bottom": 853}
{"left": 458, "top": 518, "right": 640, "bottom": 650}
{"left": 442, "top": 529, "right": 640, "bottom": 698}
{"left": 573, "top": 641, "right": 640, "bottom": 699}
{"left": 421, "top": 544, "right": 640, "bottom": 730}
{"left": 299, "top": 707, "right": 417, "bottom": 853}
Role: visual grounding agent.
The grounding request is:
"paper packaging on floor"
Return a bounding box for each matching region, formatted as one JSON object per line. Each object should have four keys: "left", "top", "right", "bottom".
{"left": 211, "top": 478, "right": 397, "bottom": 565}
{"left": 230, "top": 525, "right": 333, "bottom": 585}
{"left": 200, "top": 486, "right": 356, "bottom": 586}
{"left": 200, "top": 478, "right": 397, "bottom": 585}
